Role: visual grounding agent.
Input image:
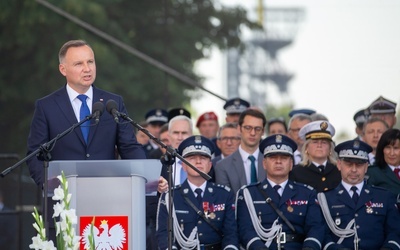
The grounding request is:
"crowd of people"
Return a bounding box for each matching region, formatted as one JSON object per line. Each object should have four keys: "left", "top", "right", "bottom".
{"left": 25, "top": 39, "right": 400, "bottom": 249}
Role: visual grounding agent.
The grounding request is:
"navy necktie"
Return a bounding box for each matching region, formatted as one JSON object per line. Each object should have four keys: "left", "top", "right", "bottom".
{"left": 77, "top": 94, "right": 90, "bottom": 143}
{"left": 317, "top": 165, "right": 324, "bottom": 173}
{"left": 194, "top": 188, "right": 203, "bottom": 206}
{"left": 351, "top": 186, "right": 359, "bottom": 204}
{"left": 248, "top": 155, "right": 257, "bottom": 183}
{"left": 274, "top": 185, "right": 281, "bottom": 197}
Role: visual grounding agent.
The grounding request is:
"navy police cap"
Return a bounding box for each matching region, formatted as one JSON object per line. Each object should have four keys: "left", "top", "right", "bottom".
{"left": 288, "top": 108, "right": 316, "bottom": 118}
{"left": 259, "top": 134, "right": 297, "bottom": 157}
{"left": 178, "top": 135, "right": 215, "bottom": 158}
{"left": 145, "top": 108, "right": 168, "bottom": 124}
{"left": 223, "top": 97, "right": 250, "bottom": 114}
{"left": 168, "top": 108, "right": 191, "bottom": 121}
{"left": 334, "top": 139, "right": 372, "bottom": 163}
{"left": 368, "top": 96, "right": 397, "bottom": 114}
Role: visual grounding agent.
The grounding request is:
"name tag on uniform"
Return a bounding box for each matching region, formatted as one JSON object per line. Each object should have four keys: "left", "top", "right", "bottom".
{"left": 175, "top": 210, "right": 189, "bottom": 214}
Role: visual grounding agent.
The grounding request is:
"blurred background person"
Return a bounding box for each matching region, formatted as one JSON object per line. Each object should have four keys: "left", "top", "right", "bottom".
{"left": 148, "top": 123, "right": 170, "bottom": 159}
{"left": 368, "top": 96, "right": 397, "bottom": 128}
{"left": 136, "top": 121, "right": 150, "bottom": 145}
{"left": 196, "top": 111, "right": 219, "bottom": 139}
{"left": 366, "top": 128, "right": 400, "bottom": 198}
{"left": 212, "top": 123, "right": 241, "bottom": 166}
{"left": 287, "top": 113, "right": 312, "bottom": 165}
{"left": 362, "top": 117, "right": 389, "bottom": 165}
{"left": 353, "top": 108, "right": 368, "bottom": 140}
{"left": 223, "top": 97, "right": 250, "bottom": 123}
{"left": 266, "top": 117, "right": 287, "bottom": 135}
{"left": 289, "top": 120, "right": 341, "bottom": 192}
{"left": 0, "top": 189, "right": 17, "bottom": 249}
{"left": 143, "top": 108, "right": 168, "bottom": 157}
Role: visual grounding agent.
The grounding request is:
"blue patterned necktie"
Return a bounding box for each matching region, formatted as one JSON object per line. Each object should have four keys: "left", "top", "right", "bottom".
{"left": 248, "top": 155, "right": 257, "bottom": 183}
{"left": 351, "top": 186, "right": 359, "bottom": 204}
{"left": 77, "top": 94, "right": 90, "bottom": 143}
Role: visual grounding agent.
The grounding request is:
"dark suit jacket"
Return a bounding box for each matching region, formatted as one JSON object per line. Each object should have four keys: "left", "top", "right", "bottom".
{"left": 26, "top": 85, "right": 146, "bottom": 186}
{"left": 366, "top": 164, "right": 400, "bottom": 196}
{"left": 214, "top": 150, "right": 264, "bottom": 194}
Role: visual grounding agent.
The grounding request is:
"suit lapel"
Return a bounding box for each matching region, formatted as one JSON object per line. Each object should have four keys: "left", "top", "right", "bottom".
{"left": 382, "top": 166, "right": 400, "bottom": 185}
{"left": 257, "top": 152, "right": 265, "bottom": 182}
{"left": 336, "top": 185, "right": 355, "bottom": 209}
{"left": 232, "top": 151, "right": 247, "bottom": 187}
{"left": 87, "top": 86, "right": 105, "bottom": 145}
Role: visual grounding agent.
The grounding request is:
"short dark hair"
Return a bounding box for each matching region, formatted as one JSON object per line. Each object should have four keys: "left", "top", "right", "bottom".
{"left": 217, "top": 122, "right": 238, "bottom": 138}
{"left": 267, "top": 117, "right": 288, "bottom": 133}
{"left": 238, "top": 109, "right": 267, "bottom": 127}
{"left": 59, "top": 40, "right": 91, "bottom": 63}
{"left": 375, "top": 128, "right": 400, "bottom": 167}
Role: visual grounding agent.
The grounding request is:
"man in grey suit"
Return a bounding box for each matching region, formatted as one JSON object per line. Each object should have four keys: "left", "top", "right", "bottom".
{"left": 215, "top": 109, "right": 266, "bottom": 194}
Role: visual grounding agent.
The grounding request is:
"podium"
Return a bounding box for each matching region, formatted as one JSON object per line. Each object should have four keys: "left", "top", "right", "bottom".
{"left": 48, "top": 159, "right": 162, "bottom": 250}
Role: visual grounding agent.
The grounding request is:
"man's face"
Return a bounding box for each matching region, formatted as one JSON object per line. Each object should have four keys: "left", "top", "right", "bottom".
{"left": 362, "top": 121, "right": 388, "bottom": 150}
{"left": 159, "top": 131, "right": 170, "bottom": 154}
{"left": 147, "top": 123, "right": 163, "bottom": 138}
{"left": 136, "top": 130, "right": 149, "bottom": 145}
{"left": 370, "top": 113, "right": 396, "bottom": 128}
{"left": 168, "top": 120, "right": 192, "bottom": 149}
{"left": 288, "top": 118, "right": 310, "bottom": 147}
{"left": 337, "top": 159, "right": 368, "bottom": 185}
{"left": 263, "top": 154, "right": 293, "bottom": 183}
{"left": 198, "top": 120, "right": 219, "bottom": 139}
{"left": 226, "top": 113, "right": 240, "bottom": 123}
{"left": 268, "top": 122, "right": 287, "bottom": 136}
{"left": 216, "top": 127, "right": 241, "bottom": 157}
{"left": 59, "top": 45, "right": 96, "bottom": 93}
{"left": 240, "top": 115, "right": 264, "bottom": 149}
{"left": 182, "top": 154, "right": 212, "bottom": 178}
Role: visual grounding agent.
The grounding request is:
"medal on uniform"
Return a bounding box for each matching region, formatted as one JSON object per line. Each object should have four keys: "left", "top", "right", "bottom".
{"left": 203, "top": 201, "right": 209, "bottom": 217}
{"left": 208, "top": 203, "right": 216, "bottom": 219}
{"left": 365, "top": 201, "right": 373, "bottom": 214}
{"left": 335, "top": 217, "right": 341, "bottom": 225}
{"left": 286, "top": 200, "right": 294, "bottom": 213}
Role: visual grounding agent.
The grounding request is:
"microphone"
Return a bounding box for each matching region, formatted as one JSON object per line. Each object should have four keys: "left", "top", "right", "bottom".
{"left": 106, "top": 99, "right": 120, "bottom": 122}
{"left": 92, "top": 101, "right": 105, "bottom": 124}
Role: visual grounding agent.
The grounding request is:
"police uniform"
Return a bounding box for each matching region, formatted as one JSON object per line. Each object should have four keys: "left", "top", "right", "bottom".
{"left": 236, "top": 134, "right": 325, "bottom": 250}
{"left": 288, "top": 108, "right": 316, "bottom": 118}
{"left": 289, "top": 121, "right": 341, "bottom": 193}
{"left": 156, "top": 136, "right": 239, "bottom": 250}
{"left": 368, "top": 96, "right": 397, "bottom": 115}
{"left": 143, "top": 108, "right": 168, "bottom": 158}
{"left": 319, "top": 139, "right": 400, "bottom": 250}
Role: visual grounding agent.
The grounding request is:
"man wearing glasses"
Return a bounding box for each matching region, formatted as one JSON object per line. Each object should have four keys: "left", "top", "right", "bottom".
{"left": 215, "top": 109, "right": 267, "bottom": 194}
{"left": 212, "top": 123, "right": 242, "bottom": 166}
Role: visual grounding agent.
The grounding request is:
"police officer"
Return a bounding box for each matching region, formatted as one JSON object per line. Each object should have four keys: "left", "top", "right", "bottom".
{"left": 319, "top": 139, "right": 400, "bottom": 250}
{"left": 143, "top": 108, "right": 169, "bottom": 158}
{"left": 223, "top": 97, "right": 250, "bottom": 124}
{"left": 156, "top": 135, "right": 239, "bottom": 250}
{"left": 236, "top": 134, "right": 325, "bottom": 250}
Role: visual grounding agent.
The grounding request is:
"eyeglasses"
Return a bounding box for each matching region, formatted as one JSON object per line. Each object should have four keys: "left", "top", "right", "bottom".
{"left": 241, "top": 125, "right": 263, "bottom": 134}
{"left": 219, "top": 136, "right": 241, "bottom": 142}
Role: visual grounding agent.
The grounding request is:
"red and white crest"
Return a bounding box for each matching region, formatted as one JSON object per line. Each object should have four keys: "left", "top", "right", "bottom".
{"left": 80, "top": 216, "right": 128, "bottom": 250}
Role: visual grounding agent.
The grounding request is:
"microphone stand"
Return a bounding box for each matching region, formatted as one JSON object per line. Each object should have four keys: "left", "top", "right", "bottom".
{"left": 117, "top": 111, "right": 211, "bottom": 250}
{"left": 0, "top": 114, "right": 95, "bottom": 239}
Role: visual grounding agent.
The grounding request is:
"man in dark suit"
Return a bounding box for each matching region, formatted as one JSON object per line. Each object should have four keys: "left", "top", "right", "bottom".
{"left": 26, "top": 39, "right": 146, "bottom": 186}
{"left": 215, "top": 109, "right": 266, "bottom": 194}
{"left": 26, "top": 40, "right": 146, "bottom": 244}
{"left": 320, "top": 139, "right": 400, "bottom": 249}
{"left": 156, "top": 135, "right": 239, "bottom": 250}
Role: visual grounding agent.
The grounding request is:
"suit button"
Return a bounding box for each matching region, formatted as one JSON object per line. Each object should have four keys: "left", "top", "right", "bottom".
{"left": 198, "top": 220, "right": 202, "bottom": 224}
{"left": 324, "top": 188, "right": 328, "bottom": 191}
{"left": 86, "top": 154, "right": 90, "bottom": 158}
{"left": 322, "top": 177, "right": 326, "bottom": 181}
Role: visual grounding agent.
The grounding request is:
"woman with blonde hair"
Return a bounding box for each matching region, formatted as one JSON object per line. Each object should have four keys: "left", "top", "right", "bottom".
{"left": 289, "top": 120, "right": 341, "bottom": 192}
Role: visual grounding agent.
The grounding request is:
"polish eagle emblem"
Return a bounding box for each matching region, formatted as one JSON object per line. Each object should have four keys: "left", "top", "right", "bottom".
{"left": 82, "top": 219, "right": 126, "bottom": 250}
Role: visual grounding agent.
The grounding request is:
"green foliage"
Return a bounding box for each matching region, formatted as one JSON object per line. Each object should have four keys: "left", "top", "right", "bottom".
{"left": 0, "top": 0, "right": 260, "bottom": 157}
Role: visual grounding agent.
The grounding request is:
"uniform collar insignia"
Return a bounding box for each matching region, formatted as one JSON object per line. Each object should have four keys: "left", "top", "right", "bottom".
{"left": 263, "top": 184, "right": 268, "bottom": 189}
{"left": 338, "top": 190, "right": 344, "bottom": 194}
{"left": 208, "top": 187, "right": 213, "bottom": 193}
{"left": 365, "top": 189, "right": 370, "bottom": 194}
{"left": 183, "top": 188, "right": 189, "bottom": 194}
{"left": 289, "top": 184, "right": 293, "bottom": 189}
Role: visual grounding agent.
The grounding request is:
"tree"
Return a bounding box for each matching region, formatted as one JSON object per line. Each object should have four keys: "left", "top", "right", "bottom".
{"left": 0, "top": 0, "right": 260, "bottom": 157}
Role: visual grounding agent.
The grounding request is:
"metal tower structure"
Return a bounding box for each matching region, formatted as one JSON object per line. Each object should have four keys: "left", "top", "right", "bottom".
{"left": 226, "top": 2, "right": 305, "bottom": 109}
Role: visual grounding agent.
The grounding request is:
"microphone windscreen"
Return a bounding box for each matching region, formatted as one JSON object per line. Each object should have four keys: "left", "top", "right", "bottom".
{"left": 106, "top": 99, "right": 118, "bottom": 114}
{"left": 93, "top": 101, "right": 105, "bottom": 115}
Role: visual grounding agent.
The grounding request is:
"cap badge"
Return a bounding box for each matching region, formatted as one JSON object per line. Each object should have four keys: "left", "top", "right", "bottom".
{"left": 156, "top": 110, "right": 162, "bottom": 116}
{"left": 320, "top": 121, "right": 328, "bottom": 131}
{"left": 234, "top": 99, "right": 240, "bottom": 106}
{"left": 353, "top": 140, "right": 360, "bottom": 149}
{"left": 275, "top": 134, "right": 282, "bottom": 143}
{"left": 194, "top": 136, "right": 202, "bottom": 144}
{"left": 179, "top": 109, "right": 184, "bottom": 115}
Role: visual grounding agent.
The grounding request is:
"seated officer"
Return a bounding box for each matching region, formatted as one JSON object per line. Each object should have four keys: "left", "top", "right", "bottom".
{"left": 319, "top": 139, "right": 400, "bottom": 250}
{"left": 236, "top": 134, "right": 325, "bottom": 250}
{"left": 156, "top": 135, "right": 239, "bottom": 250}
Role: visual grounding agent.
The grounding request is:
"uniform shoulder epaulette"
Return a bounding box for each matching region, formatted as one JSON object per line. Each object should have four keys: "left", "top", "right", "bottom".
{"left": 369, "top": 184, "right": 388, "bottom": 191}
{"left": 293, "top": 181, "right": 314, "bottom": 190}
{"left": 214, "top": 183, "right": 232, "bottom": 192}
{"left": 172, "top": 184, "right": 182, "bottom": 190}
{"left": 239, "top": 182, "right": 260, "bottom": 190}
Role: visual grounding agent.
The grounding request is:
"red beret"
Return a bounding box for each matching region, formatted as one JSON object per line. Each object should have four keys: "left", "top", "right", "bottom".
{"left": 196, "top": 111, "right": 218, "bottom": 128}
